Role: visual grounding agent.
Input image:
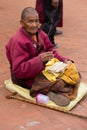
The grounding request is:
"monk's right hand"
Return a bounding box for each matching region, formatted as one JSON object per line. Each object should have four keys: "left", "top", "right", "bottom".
{"left": 40, "top": 52, "right": 54, "bottom": 63}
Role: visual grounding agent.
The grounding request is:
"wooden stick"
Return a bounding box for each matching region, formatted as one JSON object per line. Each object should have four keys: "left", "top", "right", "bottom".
{"left": 6, "top": 92, "right": 87, "bottom": 120}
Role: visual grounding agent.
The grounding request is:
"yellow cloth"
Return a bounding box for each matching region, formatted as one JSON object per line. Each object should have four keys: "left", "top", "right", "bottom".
{"left": 42, "top": 58, "right": 80, "bottom": 85}
{"left": 4, "top": 79, "right": 87, "bottom": 111}
{"left": 61, "top": 62, "right": 80, "bottom": 84}
{"left": 42, "top": 58, "right": 61, "bottom": 82}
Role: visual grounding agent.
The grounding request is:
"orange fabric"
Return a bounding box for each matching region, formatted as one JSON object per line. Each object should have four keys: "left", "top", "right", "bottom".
{"left": 32, "top": 35, "right": 37, "bottom": 43}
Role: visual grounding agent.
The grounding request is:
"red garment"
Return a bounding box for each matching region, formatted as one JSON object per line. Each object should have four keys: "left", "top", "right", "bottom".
{"left": 35, "top": 0, "right": 63, "bottom": 27}
{"left": 6, "top": 28, "right": 68, "bottom": 88}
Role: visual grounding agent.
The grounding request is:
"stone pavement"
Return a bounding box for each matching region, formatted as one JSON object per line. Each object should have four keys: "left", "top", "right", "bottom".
{"left": 0, "top": 0, "right": 87, "bottom": 130}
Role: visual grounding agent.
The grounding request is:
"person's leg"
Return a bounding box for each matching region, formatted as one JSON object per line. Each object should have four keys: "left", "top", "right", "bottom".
{"left": 49, "top": 29, "right": 59, "bottom": 48}
{"left": 41, "top": 23, "right": 58, "bottom": 48}
{"left": 47, "top": 91, "right": 70, "bottom": 106}
{"left": 55, "top": 0, "right": 63, "bottom": 35}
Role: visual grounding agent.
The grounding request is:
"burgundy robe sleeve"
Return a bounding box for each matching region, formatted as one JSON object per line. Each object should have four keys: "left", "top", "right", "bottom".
{"left": 6, "top": 38, "right": 45, "bottom": 79}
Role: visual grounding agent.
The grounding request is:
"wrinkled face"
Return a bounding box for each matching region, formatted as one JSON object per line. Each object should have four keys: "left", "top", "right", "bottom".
{"left": 51, "top": 0, "right": 59, "bottom": 8}
{"left": 21, "top": 13, "right": 39, "bottom": 35}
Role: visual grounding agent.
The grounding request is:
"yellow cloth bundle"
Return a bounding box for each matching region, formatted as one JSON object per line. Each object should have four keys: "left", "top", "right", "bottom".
{"left": 42, "top": 58, "right": 80, "bottom": 85}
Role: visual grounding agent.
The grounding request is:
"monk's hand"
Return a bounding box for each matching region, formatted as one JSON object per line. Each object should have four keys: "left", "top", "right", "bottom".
{"left": 64, "top": 60, "right": 71, "bottom": 64}
{"left": 64, "top": 59, "right": 74, "bottom": 64}
{"left": 40, "top": 52, "right": 54, "bottom": 63}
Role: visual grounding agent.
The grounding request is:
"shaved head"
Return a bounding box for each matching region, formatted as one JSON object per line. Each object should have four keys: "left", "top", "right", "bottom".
{"left": 20, "top": 7, "right": 39, "bottom": 35}
{"left": 21, "top": 7, "right": 38, "bottom": 20}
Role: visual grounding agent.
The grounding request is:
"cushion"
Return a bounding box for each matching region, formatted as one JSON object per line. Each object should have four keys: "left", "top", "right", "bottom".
{"left": 4, "top": 79, "right": 87, "bottom": 112}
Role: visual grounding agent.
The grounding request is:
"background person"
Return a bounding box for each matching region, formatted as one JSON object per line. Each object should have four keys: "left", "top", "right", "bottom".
{"left": 35, "top": 0, "right": 63, "bottom": 46}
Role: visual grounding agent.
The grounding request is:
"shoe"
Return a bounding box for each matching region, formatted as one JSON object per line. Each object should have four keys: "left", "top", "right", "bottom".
{"left": 47, "top": 92, "right": 70, "bottom": 106}
{"left": 55, "top": 30, "right": 63, "bottom": 35}
{"left": 53, "top": 43, "right": 58, "bottom": 48}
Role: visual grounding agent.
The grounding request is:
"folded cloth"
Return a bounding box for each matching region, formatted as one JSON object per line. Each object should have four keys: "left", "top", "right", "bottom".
{"left": 47, "top": 61, "right": 69, "bottom": 73}
{"left": 42, "top": 58, "right": 80, "bottom": 85}
{"left": 42, "top": 58, "right": 63, "bottom": 82}
{"left": 61, "top": 62, "right": 80, "bottom": 85}
{"left": 42, "top": 58, "right": 81, "bottom": 100}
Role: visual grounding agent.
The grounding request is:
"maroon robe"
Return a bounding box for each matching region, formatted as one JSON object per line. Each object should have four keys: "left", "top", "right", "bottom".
{"left": 6, "top": 27, "right": 68, "bottom": 89}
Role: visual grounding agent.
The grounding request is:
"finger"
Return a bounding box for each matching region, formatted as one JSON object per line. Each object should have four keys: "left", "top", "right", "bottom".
{"left": 46, "top": 51, "right": 53, "bottom": 55}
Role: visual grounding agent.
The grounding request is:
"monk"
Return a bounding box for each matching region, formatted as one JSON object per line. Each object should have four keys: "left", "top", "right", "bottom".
{"left": 5, "top": 7, "right": 80, "bottom": 106}
{"left": 35, "top": 0, "right": 63, "bottom": 46}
